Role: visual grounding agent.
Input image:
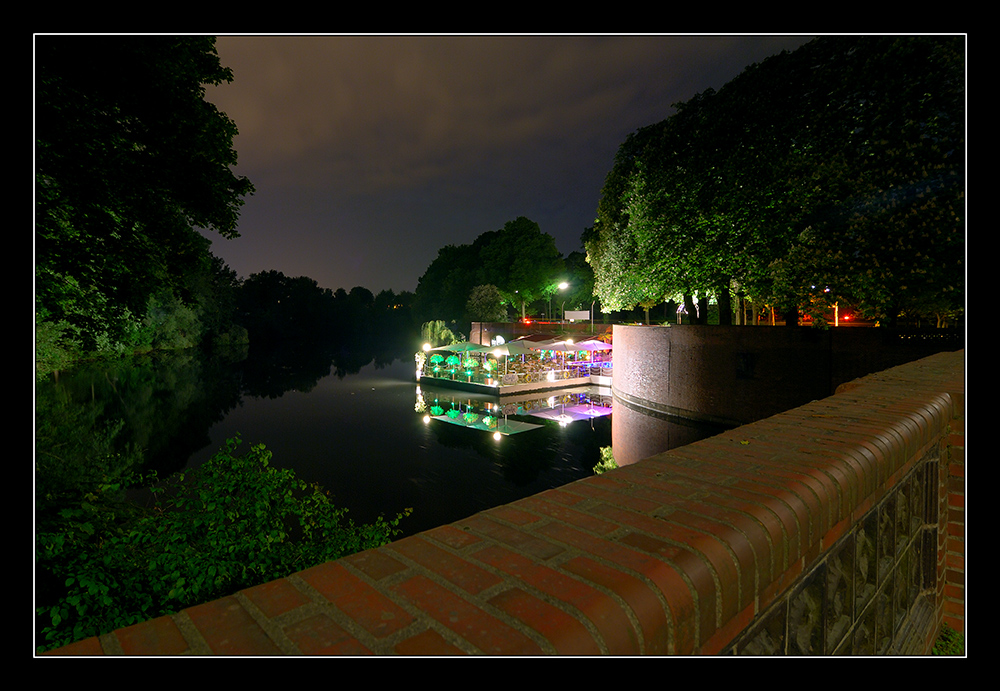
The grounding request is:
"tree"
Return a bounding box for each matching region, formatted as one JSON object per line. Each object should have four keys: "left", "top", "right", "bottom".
{"left": 237, "top": 271, "right": 339, "bottom": 343}
{"left": 466, "top": 284, "right": 508, "bottom": 322}
{"left": 586, "top": 36, "right": 964, "bottom": 327}
{"left": 413, "top": 242, "right": 484, "bottom": 325}
{"left": 479, "top": 217, "right": 564, "bottom": 320}
{"left": 414, "top": 217, "right": 564, "bottom": 323}
{"left": 35, "top": 36, "right": 254, "bottom": 354}
{"left": 562, "top": 249, "right": 597, "bottom": 314}
{"left": 768, "top": 37, "right": 965, "bottom": 326}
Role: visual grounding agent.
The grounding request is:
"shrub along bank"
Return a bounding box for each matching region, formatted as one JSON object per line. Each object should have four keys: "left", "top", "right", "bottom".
{"left": 35, "top": 436, "right": 411, "bottom": 653}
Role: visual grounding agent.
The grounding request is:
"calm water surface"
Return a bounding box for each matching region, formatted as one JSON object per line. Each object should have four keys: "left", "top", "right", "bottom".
{"left": 37, "top": 344, "right": 723, "bottom": 540}
{"left": 187, "top": 357, "right": 612, "bottom": 537}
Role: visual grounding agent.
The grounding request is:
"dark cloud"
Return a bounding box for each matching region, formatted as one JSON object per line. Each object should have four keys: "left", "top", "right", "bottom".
{"left": 203, "top": 34, "right": 814, "bottom": 294}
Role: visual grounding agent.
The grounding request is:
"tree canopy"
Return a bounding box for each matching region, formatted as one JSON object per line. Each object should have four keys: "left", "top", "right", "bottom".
{"left": 586, "top": 36, "right": 964, "bottom": 327}
{"left": 35, "top": 36, "right": 255, "bottom": 356}
{"left": 414, "top": 216, "right": 565, "bottom": 323}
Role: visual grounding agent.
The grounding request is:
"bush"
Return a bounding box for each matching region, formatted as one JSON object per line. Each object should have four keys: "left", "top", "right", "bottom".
{"left": 35, "top": 436, "right": 411, "bottom": 652}
{"left": 593, "top": 446, "right": 618, "bottom": 475}
{"left": 932, "top": 623, "right": 964, "bottom": 655}
{"left": 35, "top": 308, "right": 82, "bottom": 380}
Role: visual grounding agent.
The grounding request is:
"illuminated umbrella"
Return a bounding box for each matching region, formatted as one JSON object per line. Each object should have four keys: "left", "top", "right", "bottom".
{"left": 527, "top": 339, "right": 576, "bottom": 352}
{"left": 575, "top": 339, "right": 613, "bottom": 351}
{"left": 439, "top": 342, "right": 490, "bottom": 353}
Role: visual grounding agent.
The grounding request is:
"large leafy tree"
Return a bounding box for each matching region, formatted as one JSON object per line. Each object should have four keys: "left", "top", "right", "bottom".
{"left": 768, "top": 37, "right": 965, "bottom": 326}
{"left": 587, "top": 36, "right": 964, "bottom": 327}
{"left": 414, "top": 217, "right": 564, "bottom": 323}
{"left": 479, "top": 217, "right": 564, "bottom": 320}
{"left": 35, "top": 36, "right": 254, "bottom": 353}
{"left": 465, "top": 284, "right": 508, "bottom": 322}
{"left": 413, "top": 241, "right": 486, "bottom": 324}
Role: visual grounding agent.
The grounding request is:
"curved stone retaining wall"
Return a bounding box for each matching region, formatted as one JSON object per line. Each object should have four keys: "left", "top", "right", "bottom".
{"left": 612, "top": 324, "right": 962, "bottom": 426}
{"left": 45, "top": 350, "right": 964, "bottom": 656}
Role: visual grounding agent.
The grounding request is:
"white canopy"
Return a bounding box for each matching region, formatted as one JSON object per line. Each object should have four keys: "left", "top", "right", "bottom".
{"left": 574, "top": 339, "right": 613, "bottom": 351}
{"left": 487, "top": 341, "right": 535, "bottom": 357}
{"left": 432, "top": 341, "right": 490, "bottom": 353}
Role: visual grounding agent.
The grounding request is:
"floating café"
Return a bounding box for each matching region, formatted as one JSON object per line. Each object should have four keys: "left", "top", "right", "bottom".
{"left": 415, "top": 335, "right": 613, "bottom": 396}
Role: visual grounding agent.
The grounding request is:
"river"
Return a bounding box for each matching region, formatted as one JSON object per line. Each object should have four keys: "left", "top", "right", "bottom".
{"left": 35, "top": 342, "right": 725, "bottom": 540}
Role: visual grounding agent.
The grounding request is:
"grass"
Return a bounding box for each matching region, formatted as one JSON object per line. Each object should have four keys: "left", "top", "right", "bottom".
{"left": 932, "top": 623, "right": 965, "bottom": 656}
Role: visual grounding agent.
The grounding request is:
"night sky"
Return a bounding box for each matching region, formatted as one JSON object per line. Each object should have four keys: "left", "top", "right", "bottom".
{"left": 201, "top": 34, "right": 816, "bottom": 295}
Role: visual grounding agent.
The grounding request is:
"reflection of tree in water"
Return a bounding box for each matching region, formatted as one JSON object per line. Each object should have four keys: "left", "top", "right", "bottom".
{"left": 239, "top": 334, "right": 415, "bottom": 392}
{"left": 35, "top": 348, "right": 248, "bottom": 482}
{"left": 37, "top": 330, "right": 418, "bottom": 496}
{"left": 240, "top": 341, "right": 342, "bottom": 396}
{"left": 332, "top": 348, "right": 376, "bottom": 379}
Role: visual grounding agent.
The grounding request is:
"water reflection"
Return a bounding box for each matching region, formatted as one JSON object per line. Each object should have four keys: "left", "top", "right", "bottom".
{"left": 415, "top": 384, "right": 612, "bottom": 437}
{"left": 35, "top": 343, "right": 724, "bottom": 541}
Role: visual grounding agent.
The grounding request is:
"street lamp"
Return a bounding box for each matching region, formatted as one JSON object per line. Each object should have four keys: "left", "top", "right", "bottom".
{"left": 549, "top": 282, "right": 568, "bottom": 322}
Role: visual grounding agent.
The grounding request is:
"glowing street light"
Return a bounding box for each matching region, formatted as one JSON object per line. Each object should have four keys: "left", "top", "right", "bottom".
{"left": 548, "top": 281, "right": 569, "bottom": 322}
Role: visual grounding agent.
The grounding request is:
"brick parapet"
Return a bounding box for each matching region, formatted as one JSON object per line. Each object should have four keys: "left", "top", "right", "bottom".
{"left": 45, "top": 350, "right": 965, "bottom": 656}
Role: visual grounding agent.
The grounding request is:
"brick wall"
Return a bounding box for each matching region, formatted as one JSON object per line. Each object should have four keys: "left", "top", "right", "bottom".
{"left": 46, "top": 350, "right": 964, "bottom": 655}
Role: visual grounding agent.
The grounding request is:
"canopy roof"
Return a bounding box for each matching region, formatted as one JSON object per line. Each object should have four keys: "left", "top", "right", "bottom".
{"left": 432, "top": 341, "right": 489, "bottom": 353}
{"left": 524, "top": 339, "right": 613, "bottom": 352}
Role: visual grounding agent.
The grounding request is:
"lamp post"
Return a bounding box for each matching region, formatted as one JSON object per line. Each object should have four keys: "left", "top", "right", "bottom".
{"left": 549, "top": 282, "right": 568, "bottom": 324}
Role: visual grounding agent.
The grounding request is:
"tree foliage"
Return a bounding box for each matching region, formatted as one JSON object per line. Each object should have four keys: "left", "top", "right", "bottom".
{"left": 235, "top": 270, "right": 417, "bottom": 351}
{"left": 35, "top": 36, "right": 254, "bottom": 359}
{"left": 586, "top": 36, "right": 964, "bottom": 326}
{"left": 479, "top": 217, "right": 565, "bottom": 319}
{"left": 466, "top": 284, "right": 509, "bottom": 322}
{"left": 414, "top": 216, "right": 565, "bottom": 323}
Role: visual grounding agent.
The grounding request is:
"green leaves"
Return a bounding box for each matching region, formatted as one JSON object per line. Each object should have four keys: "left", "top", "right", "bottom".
{"left": 36, "top": 37, "right": 254, "bottom": 360}
{"left": 588, "top": 36, "right": 964, "bottom": 325}
{"left": 36, "top": 435, "right": 410, "bottom": 653}
{"left": 415, "top": 217, "right": 565, "bottom": 323}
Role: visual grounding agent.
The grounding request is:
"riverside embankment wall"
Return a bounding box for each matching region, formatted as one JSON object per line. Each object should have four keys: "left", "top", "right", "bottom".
{"left": 47, "top": 348, "right": 964, "bottom": 655}
{"left": 612, "top": 324, "right": 962, "bottom": 427}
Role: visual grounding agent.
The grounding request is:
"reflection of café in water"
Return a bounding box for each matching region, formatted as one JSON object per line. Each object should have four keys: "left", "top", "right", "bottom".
{"left": 415, "top": 384, "right": 613, "bottom": 439}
